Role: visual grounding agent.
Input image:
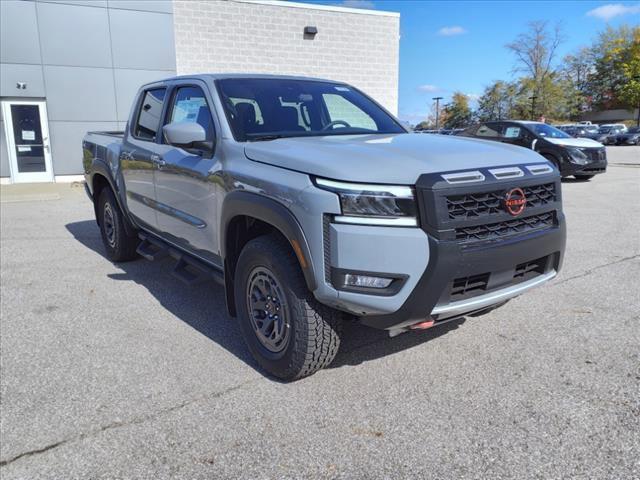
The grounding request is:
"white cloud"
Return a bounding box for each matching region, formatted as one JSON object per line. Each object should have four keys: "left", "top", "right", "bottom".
{"left": 341, "top": 0, "right": 376, "bottom": 9}
{"left": 586, "top": 3, "right": 640, "bottom": 20}
{"left": 437, "top": 26, "right": 467, "bottom": 36}
{"left": 465, "top": 93, "right": 481, "bottom": 101}
{"left": 418, "top": 84, "right": 440, "bottom": 92}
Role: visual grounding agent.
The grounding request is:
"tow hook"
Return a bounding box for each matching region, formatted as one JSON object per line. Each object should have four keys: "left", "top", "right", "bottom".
{"left": 409, "top": 319, "right": 435, "bottom": 330}
{"left": 388, "top": 317, "right": 435, "bottom": 337}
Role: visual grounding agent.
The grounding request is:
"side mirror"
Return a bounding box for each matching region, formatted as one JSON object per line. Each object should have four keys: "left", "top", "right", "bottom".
{"left": 163, "top": 121, "right": 207, "bottom": 149}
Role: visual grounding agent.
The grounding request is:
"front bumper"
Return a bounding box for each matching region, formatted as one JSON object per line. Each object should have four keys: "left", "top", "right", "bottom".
{"left": 359, "top": 220, "right": 565, "bottom": 330}
{"left": 571, "top": 159, "right": 607, "bottom": 176}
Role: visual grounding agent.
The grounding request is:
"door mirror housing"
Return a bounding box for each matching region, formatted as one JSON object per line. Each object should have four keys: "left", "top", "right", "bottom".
{"left": 163, "top": 122, "right": 213, "bottom": 153}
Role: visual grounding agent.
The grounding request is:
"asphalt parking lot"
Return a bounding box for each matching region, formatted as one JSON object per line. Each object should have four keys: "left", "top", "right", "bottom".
{"left": 1, "top": 146, "right": 639, "bottom": 479}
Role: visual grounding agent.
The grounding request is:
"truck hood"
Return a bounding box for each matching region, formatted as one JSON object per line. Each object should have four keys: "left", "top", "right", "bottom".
{"left": 544, "top": 137, "right": 603, "bottom": 148}
{"left": 244, "top": 133, "right": 545, "bottom": 184}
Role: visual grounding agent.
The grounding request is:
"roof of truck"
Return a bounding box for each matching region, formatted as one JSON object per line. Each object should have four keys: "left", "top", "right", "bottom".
{"left": 146, "top": 73, "right": 344, "bottom": 85}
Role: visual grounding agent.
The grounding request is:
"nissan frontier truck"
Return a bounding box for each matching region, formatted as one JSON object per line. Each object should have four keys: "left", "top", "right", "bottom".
{"left": 83, "top": 75, "right": 566, "bottom": 380}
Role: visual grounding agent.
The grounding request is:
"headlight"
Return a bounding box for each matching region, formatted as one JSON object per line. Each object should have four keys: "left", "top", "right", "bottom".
{"left": 315, "top": 178, "right": 418, "bottom": 226}
{"left": 566, "top": 147, "right": 589, "bottom": 165}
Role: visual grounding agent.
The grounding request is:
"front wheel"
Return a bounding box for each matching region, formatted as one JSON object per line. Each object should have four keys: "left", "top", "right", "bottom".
{"left": 234, "top": 234, "right": 342, "bottom": 380}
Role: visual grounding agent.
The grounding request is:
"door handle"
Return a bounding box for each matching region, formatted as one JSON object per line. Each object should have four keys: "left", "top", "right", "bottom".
{"left": 150, "top": 154, "right": 166, "bottom": 167}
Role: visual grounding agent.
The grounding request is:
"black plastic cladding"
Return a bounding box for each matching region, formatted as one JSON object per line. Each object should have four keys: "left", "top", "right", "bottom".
{"left": 359, "top": 164, "right": 566, "bottom": 330}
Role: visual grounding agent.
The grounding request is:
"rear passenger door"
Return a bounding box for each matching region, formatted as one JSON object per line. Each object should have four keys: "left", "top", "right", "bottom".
{"left": 121, "top": 87, "right": 167, "bottom": 230}
{"left": 499, "top": 122, "right": 534, "bottom": 149}
{"left": 473, "top": 122, "right": 504, "bottom": 143}
{"left": 153, "top": 83, "right": 222, "bottom": 265}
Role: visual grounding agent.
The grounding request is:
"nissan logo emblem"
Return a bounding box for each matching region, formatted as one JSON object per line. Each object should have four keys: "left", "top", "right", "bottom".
{"left": 504, "top": 187, "right": 526, "bottom": 216}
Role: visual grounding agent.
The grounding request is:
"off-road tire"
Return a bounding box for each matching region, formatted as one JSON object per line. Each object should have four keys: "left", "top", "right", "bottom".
{"left": 234, "top": 233, "right": 342, "bottom": 380}
{"left": 97, "top": 188, "right": 139, "bottom": 262}
{"left": 574, "top": 174, "right": 594, "bottom": 181}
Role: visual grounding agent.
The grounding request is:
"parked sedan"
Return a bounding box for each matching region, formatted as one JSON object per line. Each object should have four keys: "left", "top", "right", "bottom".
{"left": 596, "top": 125, "right": 626, "bottom": 145}
{"left": 459, "top": 120, "right": 607, "bottom": 180}
{"left": 614, "top": 126, "right": 640, "bottom": 145}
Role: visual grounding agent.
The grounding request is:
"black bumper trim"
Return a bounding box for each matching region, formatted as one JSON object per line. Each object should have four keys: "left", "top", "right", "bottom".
{"left": 359, "top": 216, "right": 566, "bottom": 330}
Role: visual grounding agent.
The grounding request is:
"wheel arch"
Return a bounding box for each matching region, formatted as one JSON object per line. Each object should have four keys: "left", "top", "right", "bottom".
{"left": 90, "top": 160, "right": 136, "bottom": 237}
{"left": 221, "top": 191, "right": 317, "bottom": 317}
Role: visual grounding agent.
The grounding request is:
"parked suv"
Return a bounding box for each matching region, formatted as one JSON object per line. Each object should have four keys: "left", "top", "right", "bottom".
{"left": 83, "top": 75, "right": 566, "bottom": 379}
{"left": 459, "top": 121, "right": 607, "bottom": 180}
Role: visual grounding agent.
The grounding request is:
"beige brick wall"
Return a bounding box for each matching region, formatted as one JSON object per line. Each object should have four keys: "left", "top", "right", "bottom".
{"left": 173, "top": 0, "right": 399, "bottom": 115}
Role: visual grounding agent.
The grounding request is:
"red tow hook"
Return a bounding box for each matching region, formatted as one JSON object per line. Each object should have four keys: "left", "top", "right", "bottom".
{"left": 409, "top": 318, "right": 435, "bottom": 330}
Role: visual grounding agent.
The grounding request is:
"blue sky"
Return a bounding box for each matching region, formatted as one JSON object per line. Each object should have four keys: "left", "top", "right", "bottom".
{"left": 297, "top": 0, "right": 640, "bottom": 123}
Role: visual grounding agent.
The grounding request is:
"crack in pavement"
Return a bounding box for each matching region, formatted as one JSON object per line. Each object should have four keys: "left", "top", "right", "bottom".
{"left": 338, "top": 255, "right": 640, "bottom": 357}
{"left": 2, "top": 257, "right": 638, "bottom": 468}
{"left": 552, "top": 254, "right": 639, "bottom": 287}
{"left": 0, "top": 378, "right": 258, "bottom": 468}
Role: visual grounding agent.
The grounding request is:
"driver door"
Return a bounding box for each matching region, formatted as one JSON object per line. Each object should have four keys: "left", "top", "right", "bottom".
{"left": 153, "top": 83, "right": 222, "bottom": 266}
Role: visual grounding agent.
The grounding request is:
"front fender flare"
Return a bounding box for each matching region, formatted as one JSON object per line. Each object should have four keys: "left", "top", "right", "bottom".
{"left": 221, "top": 190, "right": 317, "bottom": 293}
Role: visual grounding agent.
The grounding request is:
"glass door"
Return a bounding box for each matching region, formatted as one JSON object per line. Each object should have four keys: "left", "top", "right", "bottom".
{"left": 1, "top": 100, "right": 53, "bottom": 183}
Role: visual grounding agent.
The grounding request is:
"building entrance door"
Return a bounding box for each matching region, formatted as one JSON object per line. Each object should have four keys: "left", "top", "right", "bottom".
{"left": 1, "top": 100, "right": 53, "bottom": 183}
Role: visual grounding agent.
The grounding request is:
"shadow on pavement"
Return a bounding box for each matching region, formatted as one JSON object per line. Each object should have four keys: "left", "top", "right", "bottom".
{"left": 66, "top": 220, "right": 463, "bottom": 378}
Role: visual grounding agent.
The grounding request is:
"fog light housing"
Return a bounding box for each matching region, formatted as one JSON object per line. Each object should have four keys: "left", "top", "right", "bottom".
{"left": 331, "top": 268, "right": 407, "bottom": 296}
{"left": 344, "top": 274, "right": 393, "bottom": 289}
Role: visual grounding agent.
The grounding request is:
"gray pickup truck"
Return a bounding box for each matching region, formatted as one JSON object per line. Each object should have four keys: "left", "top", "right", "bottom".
{"left": 83, "top": 74, "right": 566, "bottom": 379}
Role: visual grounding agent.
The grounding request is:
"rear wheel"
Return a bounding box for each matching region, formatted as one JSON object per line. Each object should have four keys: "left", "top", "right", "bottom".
{"left": 97, "top": 188, "right": 139, "bottom": 262}
{"left": 234, "top": 234, "right": 342, "bottom": 380}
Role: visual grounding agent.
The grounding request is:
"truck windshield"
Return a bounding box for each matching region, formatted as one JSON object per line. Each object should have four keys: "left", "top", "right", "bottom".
{"left": 216, "top": 78, "right": 406, "bottom": 141}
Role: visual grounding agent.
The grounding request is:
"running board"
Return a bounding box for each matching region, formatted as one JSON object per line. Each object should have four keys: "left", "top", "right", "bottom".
{"left": 137, "top": 233, "right": 224, "bottom": 286}
{"left": 136, "top": 234, "right": 169, "bottom": 261}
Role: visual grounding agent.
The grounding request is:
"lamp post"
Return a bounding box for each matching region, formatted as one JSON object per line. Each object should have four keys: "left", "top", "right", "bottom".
{"left": 433, "top": 96, "right": 443, "bottom": 130}
{"left": 528, "top": 95, "right": 538, "bottom": 120}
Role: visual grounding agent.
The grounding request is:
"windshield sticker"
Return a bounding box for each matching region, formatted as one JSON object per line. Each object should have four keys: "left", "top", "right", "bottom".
{"left": 173, "top": 98, "right": 206, "bottom": 123}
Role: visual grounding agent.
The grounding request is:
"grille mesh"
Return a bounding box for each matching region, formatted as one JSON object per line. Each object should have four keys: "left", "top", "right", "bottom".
{"left": 456, "top": 212, "right": 555, "bottom": 242}
{"left": 450, "top": 273, "right": 490, "bottom": 300}
{"left": 446, "top": 183, "right": 556, "bottom": 220}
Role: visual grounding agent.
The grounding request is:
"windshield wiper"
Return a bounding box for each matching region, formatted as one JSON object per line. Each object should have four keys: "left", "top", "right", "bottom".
{"left": 247, "top": 134, "right": 290, "bottom": 142}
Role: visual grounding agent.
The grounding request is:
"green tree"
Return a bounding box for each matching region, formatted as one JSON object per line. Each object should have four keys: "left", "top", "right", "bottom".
{"left": 506, "top": 20, "right": 564, "bottom": 119}
{"left": 443, "top": 92, "right": 472, "bottom": 128}
{"left": 617, "top": 27, "right": 640, "bottom": 124}
{"left": 561, "top": 47, "right": 594, "bottom": 118}
{"left": 588, "top": 25, "right": 639, "bottom": 109}
{"left": 477, "top": 81, "right": 518, "bottom": 121}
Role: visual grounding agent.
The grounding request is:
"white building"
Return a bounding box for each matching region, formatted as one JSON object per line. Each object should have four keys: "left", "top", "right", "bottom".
{"left": 0, "top": 0, "right": 400, "bottom": 184}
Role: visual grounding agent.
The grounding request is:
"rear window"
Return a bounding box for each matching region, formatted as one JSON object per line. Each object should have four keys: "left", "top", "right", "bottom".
{"left": 134, "top": 88, "right": 166, "bottom": 141}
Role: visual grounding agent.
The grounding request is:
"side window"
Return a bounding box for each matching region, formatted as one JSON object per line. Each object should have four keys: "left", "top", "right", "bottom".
{"left": 168, "top": 86, "right": 215, "bottom": 141}
{"left": 322, "top": 93, "right": 377, "bottom": 130}
{"left": 134, "top": 88, "right": 166, "bottom": 141}
{"left": 476, "top": 123, "right": 502, "bottom": 138}
{"left": 503, "top": 125, "right": 522, "bottom": 138}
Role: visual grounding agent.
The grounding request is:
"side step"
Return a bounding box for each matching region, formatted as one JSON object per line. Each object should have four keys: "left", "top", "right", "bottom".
{"left": 137, "top": 233, "right": 224, "bottom": 286}
{"left": 136, "top": 235, "right": 169, "bottom": 261}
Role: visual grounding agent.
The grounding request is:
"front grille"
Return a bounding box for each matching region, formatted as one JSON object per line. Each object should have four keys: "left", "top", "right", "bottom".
{"left": 447, "top": 254, "right": 551, "bottom": 303}
{"left": 450, "top": 273, "right": 490, "bottom": 300}
{"left": 585, "top": 148, "right": 606, "bottom": 161}
{"left": 514, "top": 256, "right": 547, "bottom": 280}
{"left": 446, "top": 183, "right": 556, "bottom": 220}
{"left": 456, "top": 211, "right": 555, "bottom": 242}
